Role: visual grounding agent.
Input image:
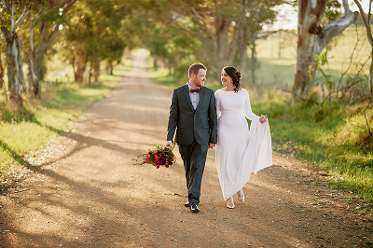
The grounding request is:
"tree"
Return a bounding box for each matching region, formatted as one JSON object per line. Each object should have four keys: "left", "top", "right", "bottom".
{"left": 0, "top": 44, "right": 5, "bottom": 97}
{"left": 20, "top": 0, "right": 76, "bottom": 97}
{"left": 246, "top": 0, "right": 279, "bottom": 87}
{"left": 129, "top": 9, "right": 200, "bottom": 76}
{"left": 149, "top": 0, "right": 280, "bottom": 79}
{"left": 292, "top": 0, "right": 357, "bottom": 101}
{"left": 353, "top": 0, "right": 373, "bottom": 97}
{"left": 61, "top": 0, "right": 129, "bottom": 83}
{"left": 0, "top": 0, "right": 28, "bottom": 106}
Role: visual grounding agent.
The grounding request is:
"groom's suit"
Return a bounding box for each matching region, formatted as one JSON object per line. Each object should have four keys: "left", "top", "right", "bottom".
{"left": 167, "top": 84, "right": 217, "bottom": 205}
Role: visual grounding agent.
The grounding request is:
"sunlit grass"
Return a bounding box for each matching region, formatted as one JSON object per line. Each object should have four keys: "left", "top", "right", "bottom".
{"left": 0, "top": 59, "right": 132, "bottom": 176}
{"left": 252, "top": 95, "right": 373, "bottom": 202}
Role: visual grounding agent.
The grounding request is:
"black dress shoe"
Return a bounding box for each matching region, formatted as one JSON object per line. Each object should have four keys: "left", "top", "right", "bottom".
{"left": 184, "top": 201, "right": 190, "bottom": 208}
{"left": 190, "top": 204, "right": 200, "bottom": 212}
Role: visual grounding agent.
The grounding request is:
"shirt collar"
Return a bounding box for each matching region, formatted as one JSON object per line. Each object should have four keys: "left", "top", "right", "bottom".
{"left": 187, "top": 82, "right": 200, "bottom": 91}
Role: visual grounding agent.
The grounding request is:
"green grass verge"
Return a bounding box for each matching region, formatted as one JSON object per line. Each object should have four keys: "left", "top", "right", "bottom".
{"left": 0, "top": 59, "right": 132, "bottom": 176}
{"left": 150, "top": 69, "right": 373, "bottom": 204}
{"left": 255, "top": 97, "right": 373, "bottom": 202}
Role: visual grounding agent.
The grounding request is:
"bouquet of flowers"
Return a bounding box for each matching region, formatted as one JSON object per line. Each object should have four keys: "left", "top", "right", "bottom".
{"left": 142, "top": 143, "right": 175, "bottom": 169}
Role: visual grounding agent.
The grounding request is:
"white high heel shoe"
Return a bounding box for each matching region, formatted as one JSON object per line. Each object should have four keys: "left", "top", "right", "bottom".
{"left": 238, "top": 189, "right": 245, "bottom": 203}
{"left": 226, "top": 197, "right": 234, "bottom": 209}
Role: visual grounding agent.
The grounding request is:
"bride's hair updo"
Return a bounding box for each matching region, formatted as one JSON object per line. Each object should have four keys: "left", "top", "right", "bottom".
{"left": 223, "top": 66, "right": 242, "bottom": 92}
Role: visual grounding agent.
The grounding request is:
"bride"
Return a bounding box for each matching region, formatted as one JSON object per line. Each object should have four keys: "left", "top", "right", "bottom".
{"left": 215, "top": 66, "right": 272, "bottom": 209}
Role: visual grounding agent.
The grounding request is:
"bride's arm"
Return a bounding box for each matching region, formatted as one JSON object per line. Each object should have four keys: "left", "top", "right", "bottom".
{"left": 215, "top": 91, "right": 221, "bottom": 118}
{"left": 243, "top": 89, "right": 260, "bottom": 122}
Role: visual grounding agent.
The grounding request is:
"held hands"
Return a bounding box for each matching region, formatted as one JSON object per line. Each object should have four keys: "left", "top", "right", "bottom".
{"left": 208, "top": 143, "right": 216, "bottom": 149}
{"left": 259, "top": 115, "right": 267, "bottom": 123}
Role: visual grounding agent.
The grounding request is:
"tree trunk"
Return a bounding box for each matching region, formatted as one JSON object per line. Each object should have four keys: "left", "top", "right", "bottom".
{"left": 234, "top": 0, "right": 249, "bottom": 71}
{"left": 74, "top": 55, "right": 87, "bottom": 84}
{"left": 93, "top": 57, "right": 100, "bottom": 83}
{"left": 16, "top": 36, "right": 26, "bottom": 93}
{"left": 370, "top": 53, "right": 373, "bottom": 97}
{"left": 18, "top": 20, "right": 39, "bottom": 97}
{"left": 293, "top": 0, "right": 321, "bottom": 99}
{"left": 0, "top": 2, "right": 28, "bottom": 107}
{"left": 3, "top": 30, "right": 23, "bottom": 106}
{"left": 293, "top": 0, "right": 356, "bottom": 101}
{"left": 250, "top": 32, "right": 257, "bottom": 88}
{"left": 153, "top": 55, "right": 158, "bottom": 70}
{"left": 88, "top": 63, "right": 92, "bottom": 85}
{"left": 109, "top": 61, "right": 113, "bottom": 75}
{"left": 0, "top": 47, "right": 4, "bottom": 89}
{"left": 235, "top": 22, "right": 248, "bottom": 71}
{"left": 353, "top": 0, "right": 373, "bottom": 97}
{"left": 27, "top": 0, "right": 77, "bottom": 96}
{"left": 32, "top": 25, "right": 59, "bottom": 96}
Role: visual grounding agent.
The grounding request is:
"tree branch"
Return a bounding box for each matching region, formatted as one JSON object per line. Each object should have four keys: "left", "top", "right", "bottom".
{"left": 316, "top": 0, "right": 357, "bottom": 52}
{"left": 340, "top": 55, "right": 371, "bottom": 100}
{"left": 32, "top": 7, "right": 46, "bottom": 26}
{"left": 63, "top": 0, "right": 77, "bottom": 13}
{"left": 368, "top": 0, "right": 372, "bottom": 25}
{"left": 354, "top": 0, "right": 373, "bottom": 47}
{"left": 14, "top": 6, "right": 28, "bottom": 29}
{"left": 1, "top": 0, "right": 9, "bottom": 13}
{"left": 17, "top": 30, "right": 29, "bottom": 56}
{"left": 190, "top": 6, "right": 213, "bottom": 40}
{"left": 337, "top": 25, "right": 361, "bottom": 90}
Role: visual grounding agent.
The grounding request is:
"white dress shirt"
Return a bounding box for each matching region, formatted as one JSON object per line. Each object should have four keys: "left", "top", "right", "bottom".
{"left": 187, "top": 82, "right": 200, "bottom": 110}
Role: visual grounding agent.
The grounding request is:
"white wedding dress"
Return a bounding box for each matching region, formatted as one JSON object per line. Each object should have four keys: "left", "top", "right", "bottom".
{"left": 215, "top": 89, "right": 272, "bottom": 201}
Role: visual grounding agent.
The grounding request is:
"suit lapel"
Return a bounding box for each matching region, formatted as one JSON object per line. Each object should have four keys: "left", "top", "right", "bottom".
{"left": 182, "top": 84, "right": 195, "bottom": 112}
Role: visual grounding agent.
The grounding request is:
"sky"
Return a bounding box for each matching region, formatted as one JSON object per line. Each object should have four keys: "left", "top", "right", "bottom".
{"left": 269, "top": 0, "right": 371, "bottom": 30}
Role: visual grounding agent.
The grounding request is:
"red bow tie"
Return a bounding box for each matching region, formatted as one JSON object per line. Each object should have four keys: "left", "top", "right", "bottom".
{"left": 190, "top": 88, "right": 200, "bottom": 93}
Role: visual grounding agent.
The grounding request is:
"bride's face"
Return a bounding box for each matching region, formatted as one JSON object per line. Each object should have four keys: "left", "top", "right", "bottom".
{"left": 221, "top": 70, "right": 233, "bottom": 87}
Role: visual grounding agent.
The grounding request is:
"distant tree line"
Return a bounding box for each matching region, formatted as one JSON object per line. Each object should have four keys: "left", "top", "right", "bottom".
{"left": 0, "top": 0, "right": 371, "bottom": 109}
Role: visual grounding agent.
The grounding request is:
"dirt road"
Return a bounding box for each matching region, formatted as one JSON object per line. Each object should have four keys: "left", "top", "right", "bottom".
{"left": 0, "top": 49, "right": 371, "bottom": 248}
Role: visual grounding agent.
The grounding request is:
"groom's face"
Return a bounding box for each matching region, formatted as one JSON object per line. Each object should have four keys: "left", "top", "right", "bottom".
{"left": 193, "top": 69, "right": 206, "bottom": 88}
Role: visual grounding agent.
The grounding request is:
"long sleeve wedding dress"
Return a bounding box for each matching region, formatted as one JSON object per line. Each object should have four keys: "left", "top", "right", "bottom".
{"left": 215, "top": 89, "right": 272, "bottom": 201}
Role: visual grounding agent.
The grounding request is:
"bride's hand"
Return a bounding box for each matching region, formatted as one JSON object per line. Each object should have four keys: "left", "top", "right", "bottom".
{"left": 259, "top": 115, "right": 267, "bottom": 123}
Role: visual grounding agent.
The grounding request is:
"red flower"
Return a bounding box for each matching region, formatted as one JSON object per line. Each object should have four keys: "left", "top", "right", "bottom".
{"left": 142, "top": 143, "right": 175, "bottom": 169}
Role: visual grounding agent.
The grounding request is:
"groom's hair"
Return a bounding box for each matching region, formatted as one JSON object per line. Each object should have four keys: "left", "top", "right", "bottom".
{"left": 188, "top": 63, "right": 207, "bottom": 78}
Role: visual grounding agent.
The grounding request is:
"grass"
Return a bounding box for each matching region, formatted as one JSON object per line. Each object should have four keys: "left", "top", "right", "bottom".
{"left": 255, "top": 96, "right": 373, "bottom": 201}
{"left": 0, "top": 58, "right": 132, "bottom": 177}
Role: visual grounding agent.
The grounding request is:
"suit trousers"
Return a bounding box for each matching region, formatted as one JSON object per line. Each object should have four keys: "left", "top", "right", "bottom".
{"left": 178, "top": 139, "right": 208, "bottom": 205}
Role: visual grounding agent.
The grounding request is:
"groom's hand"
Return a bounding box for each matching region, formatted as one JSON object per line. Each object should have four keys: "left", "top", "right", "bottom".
{"left": 208, "top": 143, "right": 216, "bottom": 149}
{"left": 165, "top": 141, "right": 173, "bottom": 148}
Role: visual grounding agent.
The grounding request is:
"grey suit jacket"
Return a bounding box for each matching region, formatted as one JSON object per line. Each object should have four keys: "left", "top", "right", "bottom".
{"left": 167, "top": 84, "right": 217, "bottom": 145}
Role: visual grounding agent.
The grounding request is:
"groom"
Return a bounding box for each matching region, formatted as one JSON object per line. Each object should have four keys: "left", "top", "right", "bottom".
{"left": 166, "top": 63, "right": 217, "bottom": 213}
